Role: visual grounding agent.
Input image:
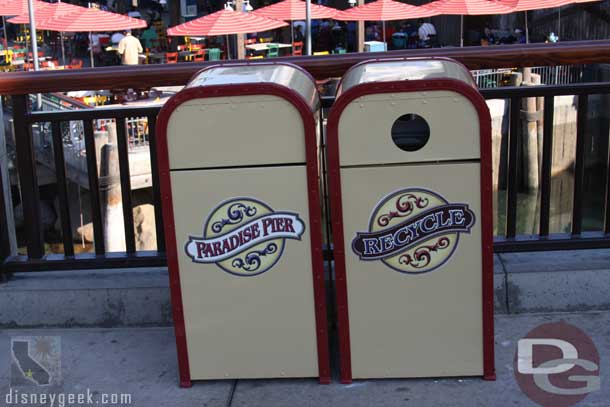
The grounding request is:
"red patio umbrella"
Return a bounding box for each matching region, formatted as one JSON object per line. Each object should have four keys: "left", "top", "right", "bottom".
{"left": 0, "top": 0, "right": 46, "bottom": 16}
{"left": 424, "top": 0, "right": 517, "bottom": 46}
{"left": 36, "top": 6, "right": 147, "bottom": 32}
{"left": 335, "top": 0, "right": 439, "bottom": 50}
{"left": 0, "top": 0, "right": 47, "bottom": 49}
{"left": 168, "top": 8, "right": 287, "bottom": 36}
{"left": 8, "top": 2, "right": 87, "bottom": 64}
{"left": 167, "top": 8, "right": 288, "bottom": 59}
{"left": 32, "top": 6, "right": 147, "bottom": 67}
{"left": 252, "top": 0, "right": 337, "bottom": 20}
{"left": 252, "top": 0, "right": 338, "bottom": 49}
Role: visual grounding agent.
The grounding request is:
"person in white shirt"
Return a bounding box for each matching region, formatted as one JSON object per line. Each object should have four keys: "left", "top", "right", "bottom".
{"left": 117, "top": 30, "right": 143, "bottom": 65}
{"left": 418, "top": 19, "right": 437, "bottom": 42}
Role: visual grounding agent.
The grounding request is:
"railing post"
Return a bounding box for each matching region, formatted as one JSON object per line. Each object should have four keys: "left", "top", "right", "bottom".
{"left": 12, "top": 94, "right": 44, "bottom": 259}
{"left": 0, "top": 162, "right": 11, "bottom": 280}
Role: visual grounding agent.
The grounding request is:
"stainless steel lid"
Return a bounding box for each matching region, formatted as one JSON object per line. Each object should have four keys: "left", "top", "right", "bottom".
{"left": 187, "top": 63, "right": 320, "bottom": 110}
{"left": 337, "top": 58, "right": 476, "bottom": 97}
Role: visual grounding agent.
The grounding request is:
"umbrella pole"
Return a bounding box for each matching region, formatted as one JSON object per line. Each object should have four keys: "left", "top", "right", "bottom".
{"left": 460, "top": 15, "right": 463, "bottom": 47}
{"left": 383, "top": 21, "right": 386, "bottom": 50}
{"left": 89, "top": 32, "right": 94, "bottom": 67}
{"left": 25, "top": 25, "right": 29, "bottom": 57}
{"left": 27, "top": 0, "right": 41, "bottom": 110}
{"left": 525, "top": 11, "right": 529, "bottom": 44}
{"left": 2, "top": 17, "right": 7, "bottom": 49}
{"left": 226, "top": 35, "right": 231, "bottom": 60}
{"left": 306, "top": 0, "right": 312, "bottom": 55}
{"left": 60, "top": 32, "right": 66, "bottom": 66}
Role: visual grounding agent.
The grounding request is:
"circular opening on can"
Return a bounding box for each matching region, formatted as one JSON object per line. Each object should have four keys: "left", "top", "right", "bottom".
{"left": 391, "top": 114, "right": 430, "bottom": 152}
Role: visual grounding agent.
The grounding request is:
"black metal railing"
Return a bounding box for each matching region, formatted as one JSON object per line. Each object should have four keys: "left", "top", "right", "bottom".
{"left": 481, "top": 83, "right": 610, "bottom": 252}
{"left": 3, "top": 42, "right": 610, "bottom": 273}
{"left": 5, "top": 100, "right": 165, "bottom": 271}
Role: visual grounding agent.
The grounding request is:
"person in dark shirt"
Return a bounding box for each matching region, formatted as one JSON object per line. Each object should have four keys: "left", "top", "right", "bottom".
{"left": 294, "top": 25, "right": 304, "bottom": 43}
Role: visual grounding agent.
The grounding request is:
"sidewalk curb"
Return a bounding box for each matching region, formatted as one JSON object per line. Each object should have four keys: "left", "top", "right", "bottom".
{"left": 2, "top": 249, "right": 610, "bottom": 327}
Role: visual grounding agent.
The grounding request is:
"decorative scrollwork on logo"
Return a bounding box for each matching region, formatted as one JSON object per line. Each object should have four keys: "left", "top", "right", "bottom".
{"left": 211, "top": 203, "right": 257, "bottom": 233}
{"left": 398, "top": 237, "right": 451, "bottom": 269}
{"left": 377, "top": 194, "right": 429, "bottom": 227}
{"left": 231, "top": 243, "right": 278, "bottom": 273}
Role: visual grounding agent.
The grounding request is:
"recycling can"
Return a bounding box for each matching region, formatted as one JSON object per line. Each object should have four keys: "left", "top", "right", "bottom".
{"left": 326, "top": 58, "right": 495, "bottom": 383}
{"left": 156, "top": 62, "right": 330, "bottom": 386}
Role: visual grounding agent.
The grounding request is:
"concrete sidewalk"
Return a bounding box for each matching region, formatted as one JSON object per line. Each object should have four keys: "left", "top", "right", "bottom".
{"left": 0, "top": 310, "right": 608, "bottom": 407}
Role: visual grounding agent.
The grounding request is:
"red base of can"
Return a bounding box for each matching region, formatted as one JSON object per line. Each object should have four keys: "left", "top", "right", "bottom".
{"left": 180, "top": 380, "right": 193, "bottom": 388}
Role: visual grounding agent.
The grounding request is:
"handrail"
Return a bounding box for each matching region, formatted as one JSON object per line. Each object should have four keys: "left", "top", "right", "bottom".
{"left": 1, "top": 40, "right": 610, "bottom": 95}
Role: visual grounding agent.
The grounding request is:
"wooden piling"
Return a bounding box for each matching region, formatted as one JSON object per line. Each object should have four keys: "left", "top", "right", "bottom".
{"left": 100, "top": 122, "right": 126, "bottom": 252}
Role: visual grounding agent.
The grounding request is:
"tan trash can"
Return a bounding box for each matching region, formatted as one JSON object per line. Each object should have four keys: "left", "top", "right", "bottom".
{"left": 156, "top": 62, "right": 330, "bottom": 386}
{"left": 327, "top": 58, "right": 495, "bottom": 383}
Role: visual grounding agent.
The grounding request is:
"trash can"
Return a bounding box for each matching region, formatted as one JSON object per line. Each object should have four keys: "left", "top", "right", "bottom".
{"left": 156, "top": 62, "right": 330, "bottom": 386}
{"left": 326, "top": 58, "right": 495, "bottom": 383}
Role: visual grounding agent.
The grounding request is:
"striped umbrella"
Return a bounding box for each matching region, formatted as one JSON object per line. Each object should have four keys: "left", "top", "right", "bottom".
{"left": 7, "top": 1, "right": 84, "bottom": 24}
{"left": 424, "top": 0, "right": 517, "bottom": 46}
{"left": 167, "top": 8, "right": 288, "bottom": 36}
{"left": 335, "top": 0, "right": 438, "bottom": 21}
{"left": 8, "top": 2, "right": 87, "bottom": 64}
{"left": 0, "top": 0, "right": 47, "bottom": 49}
{"left": 252, "top": 0, "right": 337, "bottom": 52}
{"left": 167, "top": 8, "right": 288, "bottom": 59}
{"left": 35, "top": 6, "right": 147, "bottom": 32}
{"left": 335, "top": 0, "right": 439, "bottom": 49}
{"left": 0, "top": 0, "right": 46, "bottom": 16}
{"left": 32, "top": 6, "right": 147, "bottom": 67}
{"left": 252, "top": 0, "right": 338, "bottom": 20}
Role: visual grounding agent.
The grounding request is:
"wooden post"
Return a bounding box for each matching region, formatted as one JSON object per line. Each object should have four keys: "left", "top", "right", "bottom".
{"left": 522, "top": 67, "right": 540, "bottom": 190}
{"left": 235, "top": 0, "right": 245, "bottom": 60}
{"left": 100, "top": 122, "right": 126, "bottom": 252}
{"left": 357, "top": 0, "right": 364, "bottom": 53}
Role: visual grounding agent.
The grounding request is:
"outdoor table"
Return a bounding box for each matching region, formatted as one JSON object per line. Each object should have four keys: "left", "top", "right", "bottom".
{"left": 245, "top": 42, "right": 292, "bottom": 52}
{"left": 148, "top": 52, "right": 165, "bottom": 64}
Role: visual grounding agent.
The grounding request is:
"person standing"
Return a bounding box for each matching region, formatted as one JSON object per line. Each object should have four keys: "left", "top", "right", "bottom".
{"left": 417, "top": 18, "right": 437, "bottom": 43}
{"left": 117, "top": 30, "right": 143, "bottom": 65}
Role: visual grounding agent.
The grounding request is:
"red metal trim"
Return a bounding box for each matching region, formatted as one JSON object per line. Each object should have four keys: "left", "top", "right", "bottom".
{"left": 155, "top": 78, "right": 331, "bottom": 385}
{"left": 327, "top": 77, "right": 495, "bottom": 383}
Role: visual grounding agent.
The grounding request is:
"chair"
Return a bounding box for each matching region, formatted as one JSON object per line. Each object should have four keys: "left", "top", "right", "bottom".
{"left": 165, "top": 52, "right": 178, "bottom": 64}
{"left": 267, "top": 44, "right": 279, "bottom": 58}
{"left": 292, "top": 41, "right": 303, "bottom": 56}
{"left": 246, "top": 55, "right": 264, "bottom": 59}
{"left": 208, "top": 48, "right": 221, "bottom": 61}
{"left": 193, "top": 49, "right": 205, "bottom": 62}
{"left": 69, "top": 58, "right": 83, "bottom": 69}
{"left": 190, "top": 44, "right": 203, "bottom": 51}
{"left": 333, "top": 48, "right": 347, "bottom": 54}
{"left": 313, "top": 51, "right": 330, "bottom": 56}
